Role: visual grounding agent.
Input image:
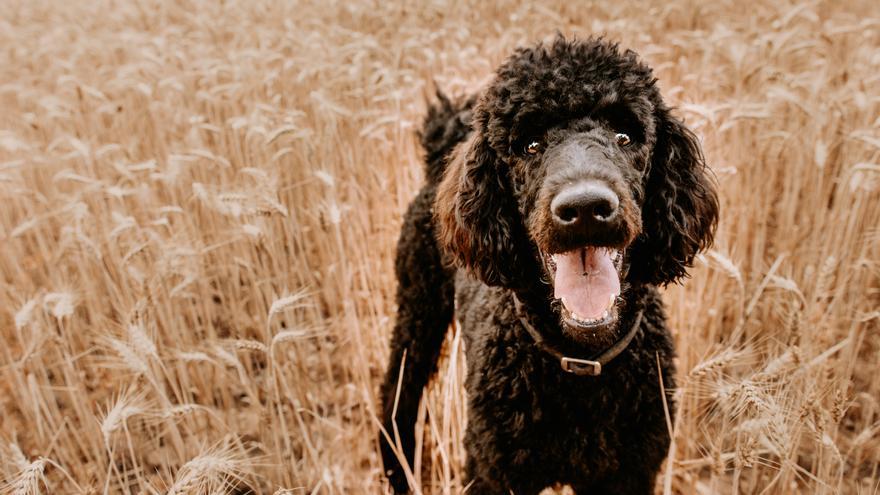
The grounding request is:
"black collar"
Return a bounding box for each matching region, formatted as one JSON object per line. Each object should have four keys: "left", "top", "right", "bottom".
{"left": 513, "top": 295, "right": 643, "bottom": 376}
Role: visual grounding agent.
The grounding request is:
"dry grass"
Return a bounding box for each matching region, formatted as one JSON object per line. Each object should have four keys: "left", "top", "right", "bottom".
{"left": 1, "top": 0, "right": 878, "bottom": 493}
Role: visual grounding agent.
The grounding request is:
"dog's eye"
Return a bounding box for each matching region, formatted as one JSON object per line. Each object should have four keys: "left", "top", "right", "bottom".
{"left": 524, "top": 141, "right": 542, "bottom": 155}
{"left": 615, "top": 133, "right": 631, "bottom": 147}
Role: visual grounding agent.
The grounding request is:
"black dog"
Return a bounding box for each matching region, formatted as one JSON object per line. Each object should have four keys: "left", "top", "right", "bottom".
{"left": 379, "top": 37, "right": 718, "bottom": 494}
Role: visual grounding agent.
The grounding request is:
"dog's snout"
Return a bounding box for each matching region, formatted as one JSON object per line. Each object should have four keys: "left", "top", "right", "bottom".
{"left": 550, "top": 181, "right": 620, "bottom": 231}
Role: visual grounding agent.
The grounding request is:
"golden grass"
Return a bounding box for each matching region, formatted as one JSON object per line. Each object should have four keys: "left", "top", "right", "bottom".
{"left": 1, "top": 0, "right": 878, "bottom": 493}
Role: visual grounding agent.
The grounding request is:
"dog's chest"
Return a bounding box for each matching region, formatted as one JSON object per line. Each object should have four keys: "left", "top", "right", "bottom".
{"left": 459, "top": 317, "right": 636, "bottom": 467}
{"left": 452, "top": 275, "right": 674, "bottom": 488}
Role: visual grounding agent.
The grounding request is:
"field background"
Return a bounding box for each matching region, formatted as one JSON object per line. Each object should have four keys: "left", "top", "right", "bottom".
{"left": 1, "top": 0, "right": 879, "bottom": 493}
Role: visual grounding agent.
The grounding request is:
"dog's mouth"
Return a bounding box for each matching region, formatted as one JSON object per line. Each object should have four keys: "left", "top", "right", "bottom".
{"left": 542, "top": 247, "right": 623, "bottom": 330}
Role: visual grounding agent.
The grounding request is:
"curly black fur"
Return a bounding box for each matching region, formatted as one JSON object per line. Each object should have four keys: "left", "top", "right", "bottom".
{"left": 379, "top": 36, "right": 718, "bottom": 494}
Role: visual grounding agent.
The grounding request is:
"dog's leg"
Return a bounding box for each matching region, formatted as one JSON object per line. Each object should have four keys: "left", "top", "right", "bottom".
{"left": 463, "top": 478, "right": 510, "bottom": 495}
{"left": 464, "top": 473, "right": 546, "bottom": 495}
{"left": 576, "top": 469, "right": 657, "bottom": 494}
{"left": 379, "top": 185, "right": 454, "bottom": 493}
{"left": 579, "top": 477, "right": 655, "bottom": 494}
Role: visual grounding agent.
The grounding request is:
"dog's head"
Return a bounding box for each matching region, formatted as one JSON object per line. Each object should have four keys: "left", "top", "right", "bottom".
{"left": 436, "top": 37, "right": 718, "bottom": 341}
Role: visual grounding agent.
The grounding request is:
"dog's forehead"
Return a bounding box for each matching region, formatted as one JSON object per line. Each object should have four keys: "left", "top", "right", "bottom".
{"left": 500, "top": 40, "right": 655, "bottom": 94}
{"left": 480, "top": 41, "right": 658, "bottom": 134}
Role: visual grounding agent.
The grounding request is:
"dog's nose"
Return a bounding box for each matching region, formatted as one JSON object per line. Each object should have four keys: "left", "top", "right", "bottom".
{"left": 551, "top": 181, "right": 620, "bottom": 232}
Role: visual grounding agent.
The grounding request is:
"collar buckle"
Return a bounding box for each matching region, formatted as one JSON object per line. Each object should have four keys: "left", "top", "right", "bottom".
{"left": 560, "top": 356, "right": 602, "bottom": 376}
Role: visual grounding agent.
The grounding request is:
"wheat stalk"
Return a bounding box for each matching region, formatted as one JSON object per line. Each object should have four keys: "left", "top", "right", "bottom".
{"left": 100, "top": 388, "right": 151, "bottom": 444}
{"left": 268, "top": 291, "right": 310, "bottom": 317}
{"left": 10, "top": 458, "right": 47, "bottom": 495}
{"left": 166, "top": 445, "right": 248, "bottom": 495}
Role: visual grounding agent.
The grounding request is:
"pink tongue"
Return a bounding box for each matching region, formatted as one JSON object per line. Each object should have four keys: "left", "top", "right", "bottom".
{"left": 553, "top": 248, "right": 620, "bottom": 320}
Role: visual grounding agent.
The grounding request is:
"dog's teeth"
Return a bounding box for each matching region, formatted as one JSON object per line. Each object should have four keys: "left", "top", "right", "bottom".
{"left": 602, "top": 310, "right": 609, "bottom": 320}
{"left": 572, "top": 311, "right": 595, "bottom": 324}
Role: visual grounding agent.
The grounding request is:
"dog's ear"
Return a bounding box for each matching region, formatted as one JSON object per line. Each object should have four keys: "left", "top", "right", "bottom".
{"left": 434, "top": 130, "right": 528, "bottom": 287}
{"left": 628, "top": 110, "right": 719, "bottom": 286}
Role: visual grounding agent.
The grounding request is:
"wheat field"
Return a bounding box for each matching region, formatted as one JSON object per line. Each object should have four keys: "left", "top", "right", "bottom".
{"left": 0, "top": 0, "right": 878, "bottom": 493}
